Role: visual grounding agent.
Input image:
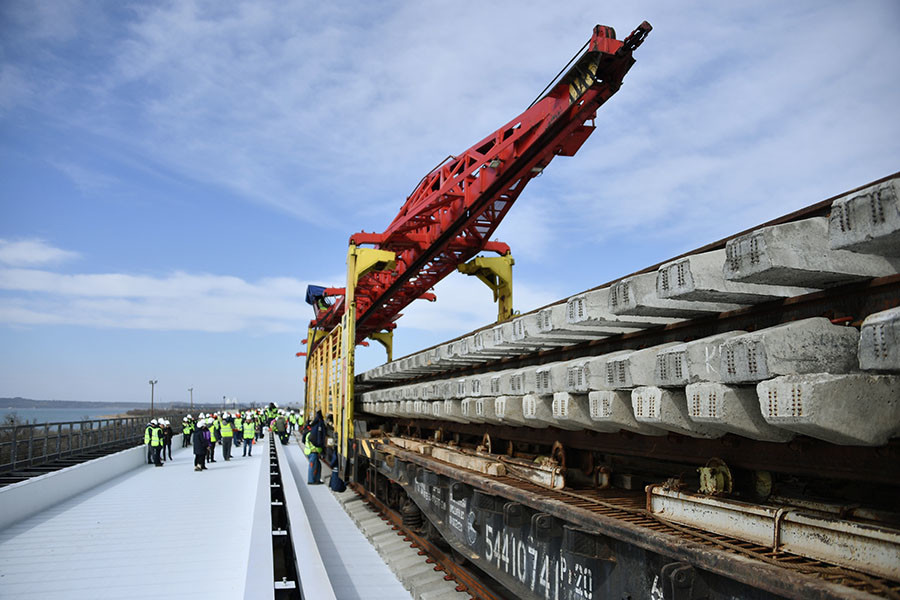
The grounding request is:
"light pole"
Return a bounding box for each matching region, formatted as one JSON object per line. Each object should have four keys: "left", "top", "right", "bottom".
{"left": 188, "top": 387, "right": 194, "bottom": 411}
{"left": 222, "top": 395, "right": 226, "bottom": 411}
{"left": 149, "top": 379, "right": 158, "bottom": 419}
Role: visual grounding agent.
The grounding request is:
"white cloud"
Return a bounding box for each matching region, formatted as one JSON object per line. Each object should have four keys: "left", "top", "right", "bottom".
{"left": 0, "top": 265, "right": 316, "bottom": 333}
{"left": 354, "top": 270, "right": 560, "bottom": 369}
{"left": 0, "top": 239, "right": 80, "bottom": 267}
{"left": 0, "top": 249, "right": 554, "bottom": 343}
{"left": 491, "top": 198, "right": 562, "bottom": 264}
{"left": 3, "top": 2, "right": 900, "bottom": 365}
{"left": 6, "top": 1, "right": 898, "bottom": 240}
{"left": 49, "top": 161, "right": 120, "bottom": 193}
{"left": 397, "top": 272, "right": 557, "bottom": 336}
{"left": 540, "top": 3, "right": 900, "bottom": 246}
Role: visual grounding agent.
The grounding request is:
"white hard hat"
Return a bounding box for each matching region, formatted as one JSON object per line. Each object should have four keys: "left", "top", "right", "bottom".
{"left": 187, "top": 414, "right": 192, "bottom": 419}
{"left": 150, "top": 419, "right": 158, "bottom": 425}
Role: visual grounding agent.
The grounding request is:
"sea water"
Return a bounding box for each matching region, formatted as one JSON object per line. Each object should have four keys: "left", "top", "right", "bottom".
{"left": 1, "top": 406, "right": 145, "bottom": 425}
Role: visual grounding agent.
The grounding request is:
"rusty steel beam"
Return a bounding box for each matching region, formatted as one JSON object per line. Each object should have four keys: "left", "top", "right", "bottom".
{"left": 378, "top": 444, "right": 888, "bottom": 600}
{"left": 389, "top": 419, "right": 900, "bottom": 487}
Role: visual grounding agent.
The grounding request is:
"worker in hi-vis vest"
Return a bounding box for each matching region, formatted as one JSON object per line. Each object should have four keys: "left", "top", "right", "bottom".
{"left": 144, "top": 419, "right": 156, "bottom": 464}
{"left": 257, "top": 411, "right": 266, "bottom": 440}
{"left": 219, "top": 414, "right": 234, "bottom": 461}
{"left": 306, "top": 410, "right": 325, "bottom": 484}
{"left": 234, "top": 414, "right": 243, "bottom": 448}
{"left": 207, "top": 416, "right": 218, "bottom": 463}
{"left": 242, "top": 416, "right": 256, "bottom": 457}
{"left": 145, "top": 419, "right": 163, "bottom": 467}
{"left": 182, "top": 416, "right": 194, "bottom": 448}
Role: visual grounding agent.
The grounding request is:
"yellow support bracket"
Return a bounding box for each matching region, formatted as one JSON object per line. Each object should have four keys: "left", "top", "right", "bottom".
{"left": 369, "top": 331, "right": 394, "bottom": 363}
{"left": 457, "top": 253, "right": 515, "bottom": 322}
{"left": 352, "top": 248, "right": 396, "bottom": 283}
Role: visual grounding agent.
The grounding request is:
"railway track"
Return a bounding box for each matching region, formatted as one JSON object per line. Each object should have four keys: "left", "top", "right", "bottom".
{"left": 349, "top": 481, "right": 511, "bottom": 600}
{"left": 351, "top": 173, "right": 900, "bottom": 600}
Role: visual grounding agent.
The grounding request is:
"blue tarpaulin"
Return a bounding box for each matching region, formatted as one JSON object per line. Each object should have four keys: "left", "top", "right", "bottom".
{"left": 305, "top": 285, "right": 328, "bottom": 306}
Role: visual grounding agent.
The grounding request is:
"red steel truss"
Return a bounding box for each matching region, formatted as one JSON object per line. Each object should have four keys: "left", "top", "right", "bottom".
{"left": 315, "top": 22, "right": 651, "bottom": 342}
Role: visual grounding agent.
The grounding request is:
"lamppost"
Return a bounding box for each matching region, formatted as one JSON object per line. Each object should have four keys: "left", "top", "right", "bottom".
{"left": 222, "top": 395, "right": 226, "bottom": 411}
{"left": 149, "top": 379, "right": 158, "bottom": 419}
{"left": 188, "top": 387, "right": 194, "bottom": 411}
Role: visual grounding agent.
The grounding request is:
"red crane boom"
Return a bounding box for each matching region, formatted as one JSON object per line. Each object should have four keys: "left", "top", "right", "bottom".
{"left": 315, "top": 22, "right": 651, "bottom": 343}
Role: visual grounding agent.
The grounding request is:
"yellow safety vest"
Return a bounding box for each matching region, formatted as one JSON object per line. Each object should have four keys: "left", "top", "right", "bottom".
{"left": 305, "top": 437, "right": 322, "bottom": 456}
{"left": 220, "top": 421, "right": 233, "bottom": 437}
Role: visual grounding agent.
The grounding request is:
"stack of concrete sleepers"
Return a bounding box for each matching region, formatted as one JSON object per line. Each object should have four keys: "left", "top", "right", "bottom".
{"left": 356, "top": 177, "right": 900, "bottom": 446}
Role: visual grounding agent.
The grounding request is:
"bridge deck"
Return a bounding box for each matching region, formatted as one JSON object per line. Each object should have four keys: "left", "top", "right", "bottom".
{"left": 283, "top": 443, "right": 410, "bottom": 600}
{"left": 0, "top": 437, "right": 409, "bottom": 599}
{"left": 0, "top": 444, "right": 255, "bottom": 598}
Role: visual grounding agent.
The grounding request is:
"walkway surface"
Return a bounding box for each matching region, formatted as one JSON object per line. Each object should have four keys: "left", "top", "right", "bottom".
{"left": 283, "top": 439, "right": 411, "bottom": 600}
{"left": 0, "top": 443, "right": 259, "bottom": 599}
{"left": 0, "top": 435, "right": 410, "bottom": 599}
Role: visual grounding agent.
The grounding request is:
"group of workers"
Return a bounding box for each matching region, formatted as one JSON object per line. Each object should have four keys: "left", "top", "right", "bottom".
{"left": 185, "top": 410, "right": 262, "bottom": 470}
{"left": 143, "top": 418, "right": 174, "bottom": 466}
{"left": 143, "top": 404, "right": 326, "bottom": 479}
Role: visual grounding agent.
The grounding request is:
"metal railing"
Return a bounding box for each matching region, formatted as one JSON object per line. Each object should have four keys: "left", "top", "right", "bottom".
{"left": 0, "top": 415, "right": 184, "bottom": 474}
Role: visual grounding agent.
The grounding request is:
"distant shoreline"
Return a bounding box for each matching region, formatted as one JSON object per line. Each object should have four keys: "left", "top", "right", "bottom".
{"left": 1, "top": 397, "right": 224, "bottom": 410}
{"left": 1, "top": 405, "right": 214, "bottom": 426}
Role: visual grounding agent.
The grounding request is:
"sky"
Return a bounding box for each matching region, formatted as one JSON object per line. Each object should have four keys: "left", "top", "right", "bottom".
{"left": 1, "top": 1, "right": 898, "bottom": 406}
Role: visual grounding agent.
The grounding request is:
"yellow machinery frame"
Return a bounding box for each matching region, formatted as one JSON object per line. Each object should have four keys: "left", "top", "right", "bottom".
{"left": 305, "top": 245, "right": 513, "bottom": 465}
{"left": 305, "top": 244, "right": 396, "bottom": 461}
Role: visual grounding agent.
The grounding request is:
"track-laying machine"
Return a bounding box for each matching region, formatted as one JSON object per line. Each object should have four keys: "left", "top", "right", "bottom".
{"left": 304, "top": 21, "right": 900, "bottom": 600}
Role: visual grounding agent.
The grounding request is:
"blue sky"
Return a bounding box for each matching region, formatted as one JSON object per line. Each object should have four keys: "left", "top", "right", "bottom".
{"left": 1, "top": 1, "right": 898, "bottom": 405}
